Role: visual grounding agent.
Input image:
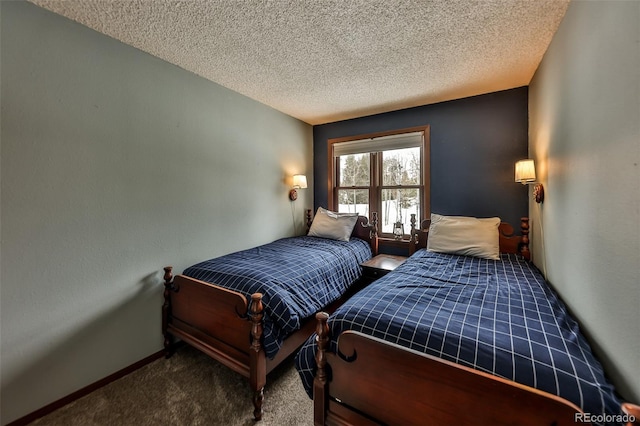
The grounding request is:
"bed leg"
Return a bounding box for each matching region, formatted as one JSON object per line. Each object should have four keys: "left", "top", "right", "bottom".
{"left": 313, "top": 312, "right": 330, "bottom": 426}
{"left": 249, "top": 293, "right": 266, "bottom": 421}
{"left": 253, "top": 389, "right": 264, "bottom": 421}
{"left": 162, "top": 266, "right": 175, "bottom": 359}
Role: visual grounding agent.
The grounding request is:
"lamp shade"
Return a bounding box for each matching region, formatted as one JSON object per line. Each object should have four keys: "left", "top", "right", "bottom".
{"left": 292, "top": 174, "right": 307, "bottom": 189}
{"left": 515, "top": 159, "right": 536, "bottom": 184}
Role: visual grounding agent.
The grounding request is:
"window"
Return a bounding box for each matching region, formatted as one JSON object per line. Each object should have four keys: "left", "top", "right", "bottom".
{"left": 328, "top": 126, "right": 430, "bottom": 237}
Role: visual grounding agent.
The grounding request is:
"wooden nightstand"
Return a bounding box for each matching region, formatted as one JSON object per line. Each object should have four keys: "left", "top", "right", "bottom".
{"left": 360, "top": 254, "right": 407, "bottom": 283}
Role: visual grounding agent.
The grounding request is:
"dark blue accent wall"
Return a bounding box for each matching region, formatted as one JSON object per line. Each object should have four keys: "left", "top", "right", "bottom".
{"left": 313, "top": 87, "right": 529, "bottom": 228}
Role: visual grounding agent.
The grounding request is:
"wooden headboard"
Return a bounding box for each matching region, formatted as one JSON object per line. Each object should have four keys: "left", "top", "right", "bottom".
{"left": 305, "top": 209, "right": 379, "bottom": 255}
{"left": 408, "top": 215, "right": 530, "bottom": 260}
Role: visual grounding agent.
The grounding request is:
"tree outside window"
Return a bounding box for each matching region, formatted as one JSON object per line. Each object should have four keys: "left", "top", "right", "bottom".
{"left": 329, "top": 127, "right": 430, "bottom": 238}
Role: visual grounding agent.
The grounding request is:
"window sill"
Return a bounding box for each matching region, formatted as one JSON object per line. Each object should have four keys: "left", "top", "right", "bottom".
{"left": 377, "top": 237, "right": 410, "bottom": 247}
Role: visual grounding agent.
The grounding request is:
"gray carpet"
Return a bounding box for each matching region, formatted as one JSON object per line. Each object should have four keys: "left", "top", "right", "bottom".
{"left": 29, "top": 346, "right": 313, "bottom": 425}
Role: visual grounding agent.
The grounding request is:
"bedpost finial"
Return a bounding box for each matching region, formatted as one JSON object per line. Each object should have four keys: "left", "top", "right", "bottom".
{"left": 316, "top": 314, "right": 329, "bottom": 348}
{"left": 249, "top": 294, "right": 264, "bottom": 324}
{"left": 163, "top": 266, "right": 173, "bottom": 283}
{"left": 306, "top": 209, "right": 313, "bottom": 232}
{"left": 316, "top": 312, "right": 330, "bottom": 338}
{"left": 520, "top": 217, "right": 531, "bottom": 261}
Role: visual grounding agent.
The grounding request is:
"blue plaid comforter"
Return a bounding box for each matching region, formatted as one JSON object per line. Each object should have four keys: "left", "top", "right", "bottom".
{"left": 182, "top": 236, "right": 372, "bottom": 359}
{"left": 295, "top": 250, "right": 623, "bottom": 422}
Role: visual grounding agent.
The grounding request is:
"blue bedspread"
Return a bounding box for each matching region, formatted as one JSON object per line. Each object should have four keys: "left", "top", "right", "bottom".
{"left": 182, "top": 236, "right": 372, "bottom": 359}
{"left": 295, "top": 250, "right": 622, "bottom": 423}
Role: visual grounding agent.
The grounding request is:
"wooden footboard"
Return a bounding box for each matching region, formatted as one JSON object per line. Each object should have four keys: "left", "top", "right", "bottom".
{"left": 163, "top": 267, "right": 269, "bottom": 418}
{"left": 162, "top": 263, "right": 373, "bottom": 420}
{"left": 161, "top": 211, "right": 378, "bottom": 420}
{"left": 313, "top": 313, "right": 587, "bottom": 426}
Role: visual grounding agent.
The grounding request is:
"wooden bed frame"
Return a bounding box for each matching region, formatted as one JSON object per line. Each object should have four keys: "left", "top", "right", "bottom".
{"left": 162, "top": 210, "right": 378, "bottom": 420}
{"left": 313, "top": 325, "right": 587, "bottom": 426}
{"left": 407, "top": 214, "right": 531, "bottom": 260}
{"left": 312, "top": 217, "right": 605, "bottom": 425}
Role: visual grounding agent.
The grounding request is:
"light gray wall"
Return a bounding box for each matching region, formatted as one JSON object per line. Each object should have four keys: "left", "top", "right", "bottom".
{"left": 529, "top": 0, "right": 639, "bottom": 402}
{"left": 0, "top": 2, "right": 312, "bottom": 424}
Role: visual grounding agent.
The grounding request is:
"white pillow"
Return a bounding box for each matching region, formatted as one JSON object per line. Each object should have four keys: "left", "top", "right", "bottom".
{"left": 308, "top": 207, "right": 359, "bottom": 242}
{"left": 427, "top": 213, "right": 501, "bottom": 260}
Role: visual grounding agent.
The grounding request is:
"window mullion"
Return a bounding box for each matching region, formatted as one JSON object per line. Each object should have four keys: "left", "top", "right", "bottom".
{"left": 335, "top": 156, "right": 339, "bottom": 210}
{"left": 372, "top": 152, "right": 380, "bottom": 223}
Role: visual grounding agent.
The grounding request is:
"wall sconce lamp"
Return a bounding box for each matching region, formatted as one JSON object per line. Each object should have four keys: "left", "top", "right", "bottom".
{"left": 289, "top": 174, "right": 307, "bottom": 201}
{"left": 515, "top": 159, "right": 544, "bottom": 203}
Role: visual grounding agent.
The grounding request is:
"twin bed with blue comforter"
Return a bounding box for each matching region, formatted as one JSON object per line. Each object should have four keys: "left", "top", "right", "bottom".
{"left": 183, "top": 235, "right": 372, "bottom": 359}
{"left": 296, "top": 216, "right": 630, "bottom": 426}
{"left": 163, "top": 209, "right": 632, "bottom": 425}
{"left": 161, "top": 211, "right": 375, "bottom": 421}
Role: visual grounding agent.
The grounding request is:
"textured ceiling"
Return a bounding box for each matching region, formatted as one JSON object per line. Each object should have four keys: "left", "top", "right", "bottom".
{"left": 29, "top": 0, "right": 570, "bottom": 125}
